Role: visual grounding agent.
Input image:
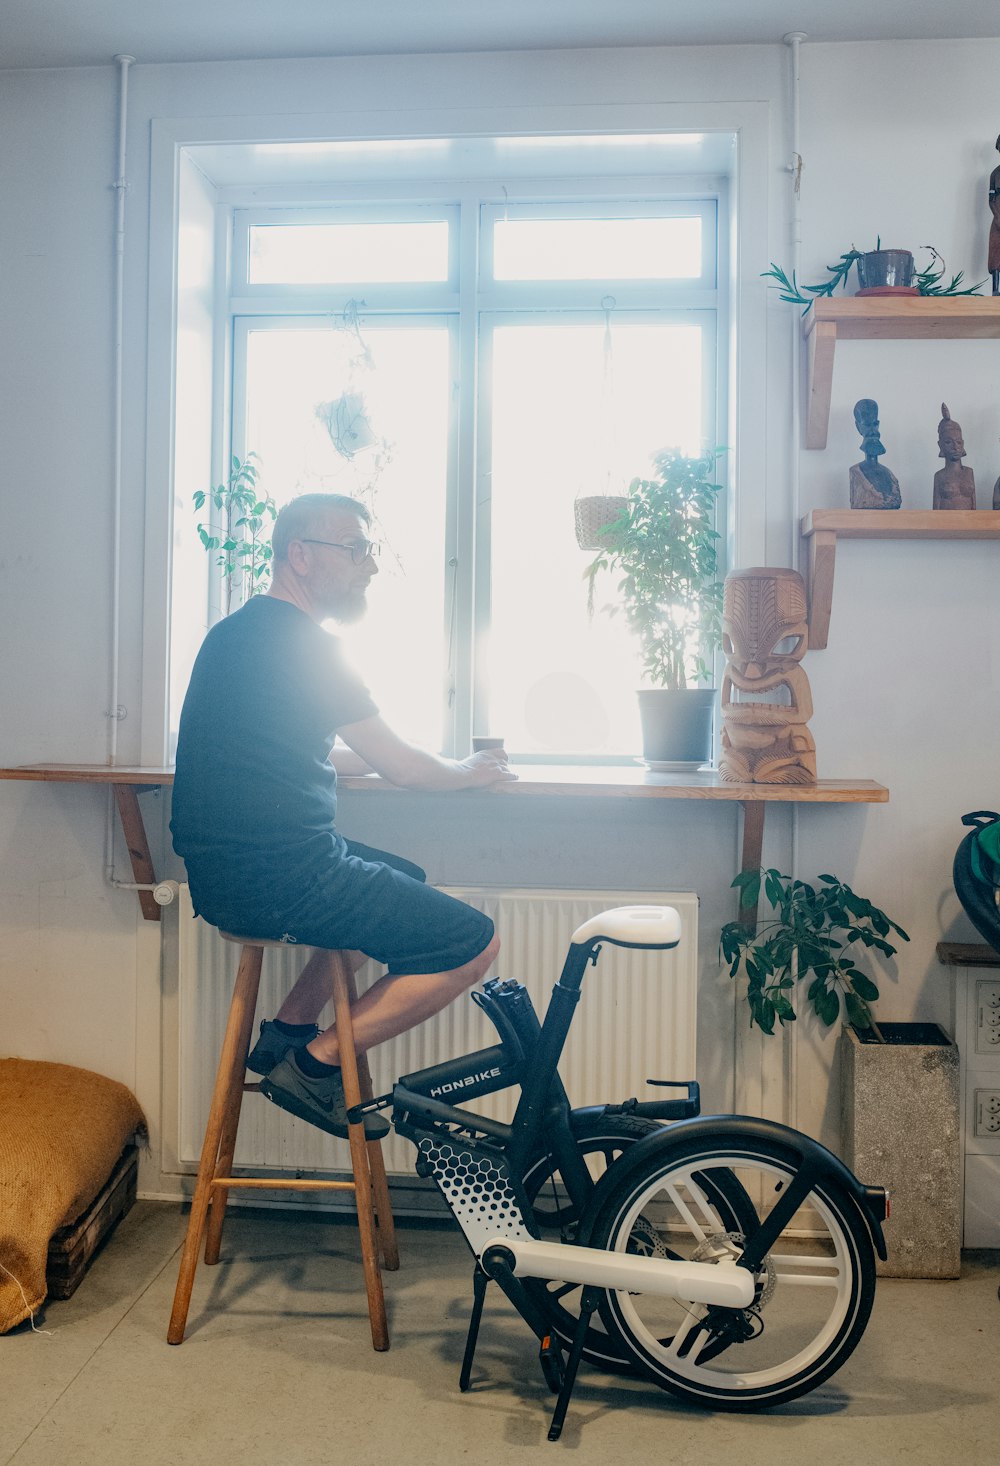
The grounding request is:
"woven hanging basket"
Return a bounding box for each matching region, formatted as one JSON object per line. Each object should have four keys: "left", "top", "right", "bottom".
{"left": 574, "top": 494, "right": 628, "bottom": 550}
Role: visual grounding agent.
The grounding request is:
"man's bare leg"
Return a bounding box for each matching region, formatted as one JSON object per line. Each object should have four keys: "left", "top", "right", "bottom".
{"left": 273, "top": 948, "right": 367, "bottom": 1026}
{"left": 305, "top": 934, "right": 500, "bottom": 1064}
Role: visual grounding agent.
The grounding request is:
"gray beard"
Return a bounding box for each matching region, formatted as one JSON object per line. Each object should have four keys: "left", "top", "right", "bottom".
{"left": 327, "top": 590, "right": 367, "bottom": 624}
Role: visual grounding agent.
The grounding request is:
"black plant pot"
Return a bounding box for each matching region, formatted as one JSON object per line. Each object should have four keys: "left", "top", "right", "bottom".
{"left": 855, "top": 249, "right": 917, "bottom": 294}
{"left": 637, "top": 688, "right": 716, "bottom": 768}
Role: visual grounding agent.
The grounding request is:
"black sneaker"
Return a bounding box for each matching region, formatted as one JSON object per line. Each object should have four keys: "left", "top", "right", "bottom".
{"left": 246, "top": 1019, "right": 320, "bottom": 1076}
{"left": 259, "top": 1056, "right": 390, "bottom": 1141}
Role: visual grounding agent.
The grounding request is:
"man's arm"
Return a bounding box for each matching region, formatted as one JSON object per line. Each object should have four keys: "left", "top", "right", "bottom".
{"left": 327, "top": 741, "right": 376, "bottom": 777}
{"left": 337, "top": 714, "right": 516, "bottom": 790}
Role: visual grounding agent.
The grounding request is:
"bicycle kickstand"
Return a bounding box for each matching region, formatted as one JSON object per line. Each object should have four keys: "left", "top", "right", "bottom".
{"left": 459, "top": 1264, "right": 490, "bottom": 1392}
{"left": 547, "top": 1285, "right": 601, "bottom": 1443}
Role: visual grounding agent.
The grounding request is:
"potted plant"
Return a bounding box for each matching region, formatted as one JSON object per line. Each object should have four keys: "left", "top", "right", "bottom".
{"left": 720, "top": 867, "right": 909, "bottom": 1037}
{"left": 194, "top": 452, "right": 277, "bottom": 615}
{"left": 763, "top": 242, "right": 984, "bottom": 312}
{"left": 585, "top": 449, "right": 724, "bottom": 767}
{"left": 721, "top": 868, "right": 960, "bottom": 1279}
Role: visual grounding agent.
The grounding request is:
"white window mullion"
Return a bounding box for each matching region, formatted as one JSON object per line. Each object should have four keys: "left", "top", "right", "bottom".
{"left": 449, "top": 186, "right": 482, "bottom": 755}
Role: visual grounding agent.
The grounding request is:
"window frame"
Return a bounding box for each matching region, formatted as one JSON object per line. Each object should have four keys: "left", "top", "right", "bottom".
{"left": 225, "top": 183, "right": 723, "bottom": 760}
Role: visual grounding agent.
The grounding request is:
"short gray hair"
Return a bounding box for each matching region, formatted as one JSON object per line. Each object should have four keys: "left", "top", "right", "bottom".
{"left": 271, "top": 493, "right": 371, "bottom": 562}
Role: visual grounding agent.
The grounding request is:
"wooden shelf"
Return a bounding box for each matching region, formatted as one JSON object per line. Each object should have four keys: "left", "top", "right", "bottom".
{"left": 800, "top": 510, "right": 1000, "bottom": 648}
{"left": 802, "top": 297, "right": 1000, "bottom": 449}
{"left": 1, "top": 762, "right": 887, "bottom": 927}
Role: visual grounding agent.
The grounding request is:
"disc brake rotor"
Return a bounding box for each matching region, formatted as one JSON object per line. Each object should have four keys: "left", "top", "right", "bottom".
{"left": 693, "top": 1230, "right": 776, "bottom": 1308}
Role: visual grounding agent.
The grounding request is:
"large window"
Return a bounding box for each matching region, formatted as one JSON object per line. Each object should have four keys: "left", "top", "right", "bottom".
{"left": 224, "top": 177, "right": 722, "bottom": 759}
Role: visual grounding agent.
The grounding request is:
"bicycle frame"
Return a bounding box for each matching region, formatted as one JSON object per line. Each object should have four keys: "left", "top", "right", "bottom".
{"left": 389, "top": 914, "right": 696, "bottom": 1249}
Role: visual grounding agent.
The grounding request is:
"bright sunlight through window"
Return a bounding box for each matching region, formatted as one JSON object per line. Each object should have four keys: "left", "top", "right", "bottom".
{"left": 222, "top": 179, "right": 720, "bottom": 760}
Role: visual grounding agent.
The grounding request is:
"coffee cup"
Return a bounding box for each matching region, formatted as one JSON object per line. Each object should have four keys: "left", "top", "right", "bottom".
{"left": 472, "top": 736, "right": 505, "bottom": 753}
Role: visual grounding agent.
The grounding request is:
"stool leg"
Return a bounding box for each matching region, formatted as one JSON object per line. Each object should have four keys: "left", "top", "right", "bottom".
{"left": 203, "top": 948, "right": 262, "bottom": 1266}
{"left": 342, "top": 965, "right": 399, "bottom": 1273}
{"left": 168, "top": 944, "right": 263, "bottom": 1344}
{"left": 329, "top": 952, "right": 390, "bottom": 1351}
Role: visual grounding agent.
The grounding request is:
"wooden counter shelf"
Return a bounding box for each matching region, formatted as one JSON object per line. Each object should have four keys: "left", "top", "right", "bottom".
{"left": 803, "top": 297, "right": 1000, "bottom": 450}
{"left": 800, "top": 509, "right": 1000, "bottom": 648}
{"left": 0, "top": 762, "right": 887, "bottom": 929}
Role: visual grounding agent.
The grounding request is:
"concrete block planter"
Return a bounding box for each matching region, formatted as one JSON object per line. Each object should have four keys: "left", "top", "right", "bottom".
{"left": 841, "top": 1022, "right": 961, "bottom": 1279}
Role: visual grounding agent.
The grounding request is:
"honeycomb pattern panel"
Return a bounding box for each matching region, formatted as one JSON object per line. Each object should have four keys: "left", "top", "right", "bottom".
{"left": 418, "top": 1135, "right": 533, "bottom": 1250}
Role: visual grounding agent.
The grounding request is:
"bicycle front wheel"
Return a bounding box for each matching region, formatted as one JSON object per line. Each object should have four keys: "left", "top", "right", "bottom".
{"left": 592, "top": 1133, "right": 877, "bottom": 1410}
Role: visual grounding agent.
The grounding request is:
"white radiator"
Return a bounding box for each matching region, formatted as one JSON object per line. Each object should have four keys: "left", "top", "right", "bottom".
{"left": 175, "top": 885, "right": 698, "bottom": 1180}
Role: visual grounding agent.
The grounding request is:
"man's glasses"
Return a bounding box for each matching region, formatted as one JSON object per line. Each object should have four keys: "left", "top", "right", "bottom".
{"left": 300, "top": 538, "right": 380, "bottom": 565}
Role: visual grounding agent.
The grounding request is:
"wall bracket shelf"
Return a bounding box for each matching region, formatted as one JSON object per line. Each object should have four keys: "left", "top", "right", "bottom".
{"left": 800, "top": 509, "right": 1000, "bottom": 648}
{"left": 803, "top": 297, "right": 1000, "bottom": 449}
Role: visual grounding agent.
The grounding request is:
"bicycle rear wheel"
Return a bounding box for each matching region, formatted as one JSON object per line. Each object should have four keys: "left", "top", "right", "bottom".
{"left": 521, "top": 1114, "right": 755, "bottom": 1373}
{"left": 591, "top": 1132, "right": 877, "bottom": 1410}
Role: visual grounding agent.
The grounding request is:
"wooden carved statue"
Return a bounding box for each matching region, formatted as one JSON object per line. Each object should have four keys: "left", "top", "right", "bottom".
{"left": 933, "top": 404, "right": 976, "bottom": 509}
{"left": 720, "top": 567, "right": 816, "bottom": 785}
{"left": 849, "top": 398, "right": 901, "bottom": 508}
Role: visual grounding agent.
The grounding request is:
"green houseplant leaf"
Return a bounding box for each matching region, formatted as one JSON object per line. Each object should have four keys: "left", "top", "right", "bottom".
{"left": 194, "top": 451, "right": 277, "bottom": 615}
{"left": 719, "top": 868, "right": 909, "bottom": 1040}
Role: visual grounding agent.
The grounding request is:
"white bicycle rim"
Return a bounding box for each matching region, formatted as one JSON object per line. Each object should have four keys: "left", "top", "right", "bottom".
{"left": 602, "top": 1147, "right": 868, "bottom": 1400}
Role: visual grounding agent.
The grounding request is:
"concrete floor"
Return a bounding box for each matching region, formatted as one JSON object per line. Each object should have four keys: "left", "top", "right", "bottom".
{"left": 2, "top": 1201, "right": 998, "bottom": 1466}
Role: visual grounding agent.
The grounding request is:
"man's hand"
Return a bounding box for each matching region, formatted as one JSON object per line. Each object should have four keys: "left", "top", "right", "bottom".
{"left": 456, "top": 749, "right": 518, "bottom": 786}
{"left": 338, "top": 715, "right": 517, "bottom": 790}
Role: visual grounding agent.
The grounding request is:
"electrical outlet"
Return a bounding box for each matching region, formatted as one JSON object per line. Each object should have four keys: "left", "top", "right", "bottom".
{"left": 975, "top": 981, "right": 1000, "bottom": 1053}
{"left": 974, "top": 1089, "right": 1000, "bottom": 1137}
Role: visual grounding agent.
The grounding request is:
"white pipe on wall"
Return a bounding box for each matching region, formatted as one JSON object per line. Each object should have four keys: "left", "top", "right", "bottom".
{"left": 784, "top": 31, "right": 807, "bottom": 1131}
{"left": 104, "top": 55, "right": 134, "bottom": 891}
{"left": 785, "top": 30, "right": 805, "bottom": 569}
{"left": 107, "top": 53, "right": 134, "bottom": 767}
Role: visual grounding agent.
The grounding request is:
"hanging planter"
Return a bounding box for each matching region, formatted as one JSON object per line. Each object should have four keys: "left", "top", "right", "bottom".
{"left": 573, "top": 493, "right": 628, "bottom": 550}
{"left": 316, "top": 391, "right": 376, "bottom": 459}
{"left": 575, "top": 295, "right": 629, "bottom": 549}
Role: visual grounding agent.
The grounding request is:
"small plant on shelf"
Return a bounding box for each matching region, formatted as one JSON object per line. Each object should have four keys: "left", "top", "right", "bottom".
{"left": 720, "top": 868, "right": 910, "bottom": 1040}
{"left": 194, "top": 452, "right": 277, "bottom": 615}
{"left": 763, "top": 242, "right": 984, "bottom": 312}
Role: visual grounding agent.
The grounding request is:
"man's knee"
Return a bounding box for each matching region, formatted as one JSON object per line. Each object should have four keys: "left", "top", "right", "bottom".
{"left": 454, "top": 931, "right": 499, "bottom": 989}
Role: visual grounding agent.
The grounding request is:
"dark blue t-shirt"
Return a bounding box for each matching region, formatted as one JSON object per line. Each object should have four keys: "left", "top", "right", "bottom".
{"left": 170, "top": 597, "right": 377, "bottom": 915}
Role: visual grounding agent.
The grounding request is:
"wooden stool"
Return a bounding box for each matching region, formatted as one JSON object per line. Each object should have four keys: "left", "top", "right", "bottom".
{"left": 167, "top": 937, "right": 398, "bottom": 1351}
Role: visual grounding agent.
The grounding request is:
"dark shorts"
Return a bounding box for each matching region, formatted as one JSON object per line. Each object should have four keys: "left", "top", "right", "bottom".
{"left": 199, "top": 839, "right": 495, "bottom": 978}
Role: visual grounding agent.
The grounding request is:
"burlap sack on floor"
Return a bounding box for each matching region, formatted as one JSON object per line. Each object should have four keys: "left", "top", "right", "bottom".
{"left": 0, "top": 1059, "right": 146, "bottom": 1332}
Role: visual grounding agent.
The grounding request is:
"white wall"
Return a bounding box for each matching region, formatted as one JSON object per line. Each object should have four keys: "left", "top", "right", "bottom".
{"left": 1, "top": 39, "right": 997, "bottom": 1193}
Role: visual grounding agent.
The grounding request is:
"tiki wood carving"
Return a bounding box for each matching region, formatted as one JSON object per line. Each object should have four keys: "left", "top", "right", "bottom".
{"left": 720, "top": 567, "right": 817, "bottom": 785}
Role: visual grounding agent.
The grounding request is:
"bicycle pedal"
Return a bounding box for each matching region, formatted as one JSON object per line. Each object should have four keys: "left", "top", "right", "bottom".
{"left": 538, "top": 1334, "right": 564, "bottom": 1394}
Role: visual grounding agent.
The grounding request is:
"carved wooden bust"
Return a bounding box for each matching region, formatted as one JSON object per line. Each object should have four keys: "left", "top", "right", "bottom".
{"left": 849, "top": 398, "right": 901, "bottom": 509}
{"left": 933, "top": 404, "right": 976, "bottom": 509}
{"left": 719, "top": 567, "right": 817, "bottom": 785}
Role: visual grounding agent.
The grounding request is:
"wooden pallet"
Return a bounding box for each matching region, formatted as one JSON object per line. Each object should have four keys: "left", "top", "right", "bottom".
{"left": 45, "top": 1144, "right": 138, "bottom": 1299}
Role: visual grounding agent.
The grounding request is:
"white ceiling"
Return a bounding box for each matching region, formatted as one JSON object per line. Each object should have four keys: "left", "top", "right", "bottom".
{"left": 3, "top": 0, "right": 1000, "bottom": 71}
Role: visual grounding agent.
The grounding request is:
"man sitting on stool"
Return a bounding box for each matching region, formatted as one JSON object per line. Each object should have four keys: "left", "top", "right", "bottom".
{"left": 170, "top": 492, "right": 515, "bottom": 1139}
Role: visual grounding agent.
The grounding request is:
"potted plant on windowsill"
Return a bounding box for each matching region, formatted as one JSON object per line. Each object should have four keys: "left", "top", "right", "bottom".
{"left": 585, "top": 449, "right": 724, "bottom": 767}
{"left": 721, "top": 868, "right": 960, "bottom": 1279}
